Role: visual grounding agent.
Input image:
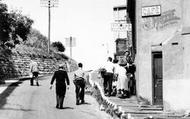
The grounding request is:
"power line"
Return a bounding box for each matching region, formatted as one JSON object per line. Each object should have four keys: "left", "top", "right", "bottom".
{"left": 40, "top": 0, "right": 58, "bottom": 54}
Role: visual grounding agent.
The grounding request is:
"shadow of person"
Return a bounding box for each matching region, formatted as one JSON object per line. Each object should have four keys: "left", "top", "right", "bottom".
{"left": 80, "top": 102, "right": 91, "bottom": 105}
{"left": 60, "top": 107, "right": 74, "bottom": 110}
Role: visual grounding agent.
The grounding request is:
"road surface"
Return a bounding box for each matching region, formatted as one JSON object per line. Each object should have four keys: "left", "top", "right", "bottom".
{"left": 0, "top": 73, "right": 111, "bottom": 119}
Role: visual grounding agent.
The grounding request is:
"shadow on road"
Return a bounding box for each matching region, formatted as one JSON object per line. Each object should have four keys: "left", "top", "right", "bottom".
{"left": 0, "top": 78, "right": 30, "bottom": 109}
{"left": 0, "top": 107, "right": 35, "bottom": 112}
{"left": 60, "top": 107, "right": 74, "bottom": 110}
{"left": 77, "top": 102, "right": 91, "bottom": 106}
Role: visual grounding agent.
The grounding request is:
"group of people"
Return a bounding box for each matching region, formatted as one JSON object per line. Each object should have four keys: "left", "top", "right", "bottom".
{"left": 29, "top": 55, "right": 136, "bottom": 109}
{"left": 50, "top": 62, "right": 86, "bottom": 109}
{"left": 30, "top": 60, "right": 86, "bottom": 109}
{"left": 100, "top": 56, "right": 136, "bottom": 98}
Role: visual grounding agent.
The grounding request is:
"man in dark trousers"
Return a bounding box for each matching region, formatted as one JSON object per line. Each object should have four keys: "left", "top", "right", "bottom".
{"left": 50, "top": 64, "right": 70, "bottom": 109}
{"left": 73, "top": 63, "right": 86, "bottom": 105}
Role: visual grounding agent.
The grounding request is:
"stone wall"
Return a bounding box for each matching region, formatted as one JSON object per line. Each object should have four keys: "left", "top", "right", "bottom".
{"left": 0, "top": 50, "right": 77, "bottom": 81}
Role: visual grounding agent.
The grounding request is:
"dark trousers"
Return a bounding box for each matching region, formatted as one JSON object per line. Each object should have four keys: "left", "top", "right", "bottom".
{"left": 74, "top": 80, "right": 85, "bottom": 104}
{"left": 30, "top": 72, "right": 39, "bottom": 86}
{"left": 56, "top": 95, "right": 64, "bottom": 108}
{"left": 103, "top": 72, "right": 113, "bottom": 96}
{"left": 56, "top": 84, "right": 66, "bottom": 108}
{"left": 128, "top": 74, "right": 136, "bottom": 96}
{"left": 30, "top": 77, "right": 33, "bottom": 85}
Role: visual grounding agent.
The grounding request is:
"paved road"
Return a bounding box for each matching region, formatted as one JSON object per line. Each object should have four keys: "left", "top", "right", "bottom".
{"left": 0, "top": 73, "right": 111, "bottom": 119}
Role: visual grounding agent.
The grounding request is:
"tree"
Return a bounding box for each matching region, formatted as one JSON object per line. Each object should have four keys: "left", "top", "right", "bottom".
{"left": 0, "top": 3, "right": 33, "bottom": 48}
{"left": 24, "top": 29, "right": 48, "bottom": 50}
{"left": 0, "top": 3, "right": 10, "bottom": 46}
{"left": 51, "top": 41, "right": 65, "bottom": 52}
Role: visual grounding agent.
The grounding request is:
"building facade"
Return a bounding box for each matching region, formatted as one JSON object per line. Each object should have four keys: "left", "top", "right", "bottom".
{"left": 136, "top": 0, "right": 190, "bottom": 111}
{"left": 112, "top": 5, "right": 132, "bottom": 64}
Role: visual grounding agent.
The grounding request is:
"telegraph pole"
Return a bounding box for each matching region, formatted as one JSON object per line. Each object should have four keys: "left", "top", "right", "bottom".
{"left": 48, "top": 0, "right": 51, "bottom": 54}
{"left": 40, "top": 0, "right": 58, "bottom": 54}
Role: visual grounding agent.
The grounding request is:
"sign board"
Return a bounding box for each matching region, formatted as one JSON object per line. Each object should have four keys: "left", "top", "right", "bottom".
{"left": 111, "top": 23, "right": 132, "bottom": 32}
{"left": 65, "top": 37, "right": 76, "bottom": 47}
{"left": 142, "top": 5, "right": 161, "bottom": 17}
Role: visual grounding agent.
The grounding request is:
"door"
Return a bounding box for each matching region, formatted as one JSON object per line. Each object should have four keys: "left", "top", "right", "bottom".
{"left": 152, "top": 52, "right": 163, "bottom": 105}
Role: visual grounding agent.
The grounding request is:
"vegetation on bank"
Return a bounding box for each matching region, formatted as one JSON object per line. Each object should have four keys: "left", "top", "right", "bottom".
{"left": 0, "top": 2, "right": 77, "bottom": 81}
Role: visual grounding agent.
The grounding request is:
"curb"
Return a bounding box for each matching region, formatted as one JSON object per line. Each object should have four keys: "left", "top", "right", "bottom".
{"left": 88, "top": 72, "right": 127, "bottom": 119}
{"left": 87, "top": 71, "right": 184, "bottom": 119}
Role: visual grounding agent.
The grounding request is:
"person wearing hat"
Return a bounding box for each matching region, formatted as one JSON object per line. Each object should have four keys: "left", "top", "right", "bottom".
{"left": 50, "top": 64, "right": 70, "bottom": 109}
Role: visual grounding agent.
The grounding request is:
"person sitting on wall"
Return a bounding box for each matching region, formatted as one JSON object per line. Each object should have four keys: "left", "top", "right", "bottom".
{"left": 103, "top": 57, "right": 114, "bottom": 97}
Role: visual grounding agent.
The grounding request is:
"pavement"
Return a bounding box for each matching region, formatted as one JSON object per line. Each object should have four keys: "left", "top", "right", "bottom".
{"left": 0, "top": 75, "right": 41, "bottom": 94}
{"left": 0, "top": 74, "right": 111, "bottom": 119}
{"left": 87, "top": 70, "right": 190, "bottom": 119}
{"left": 1, "top": 71, "right": 189, "bottom": 119}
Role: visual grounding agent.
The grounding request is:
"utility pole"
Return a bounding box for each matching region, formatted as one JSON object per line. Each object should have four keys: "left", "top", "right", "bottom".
{"left": 40, "top": 0, "right": 58, "bottom": 54}
{"left": 48, "top": 0, "right": 51, "bottom": 54}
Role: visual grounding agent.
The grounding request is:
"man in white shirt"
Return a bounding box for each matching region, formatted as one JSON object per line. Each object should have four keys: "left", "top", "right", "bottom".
{"left": 30, "top": 60, "right": 39, "bottom": 86}
{"left": 73, "top": 63, "right": 86, "bottom": 105}
{"left": 103, "top": 57, "right": 114, "bottom": 96}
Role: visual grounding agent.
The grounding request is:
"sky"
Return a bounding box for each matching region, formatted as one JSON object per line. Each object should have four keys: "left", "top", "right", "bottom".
{"left": 4, "top": 0, "right": 126, "bottom": 70}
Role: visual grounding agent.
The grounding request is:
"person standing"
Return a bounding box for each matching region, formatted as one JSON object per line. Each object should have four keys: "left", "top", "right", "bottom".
{"left": 50, "top": 64, "right": 70, "bottom": 109}
{"left": 73, "top": 63, "right": 86, "bottom": 105}
{"left": 112, "top": 59, "right": 120, "bottom": 95}
{"left": 103, "top": 57, "right": 114, "bottom": 96}
{"left": 30, "top": 60, "right": 39, "bottom": 86}
{"left": 117, "top": 63, "right": 129, "bottom": 98}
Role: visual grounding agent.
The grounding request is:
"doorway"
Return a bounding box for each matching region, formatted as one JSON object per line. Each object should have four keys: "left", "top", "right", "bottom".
{"left": 152, "top": 52, "right": 163, "bottom": 105}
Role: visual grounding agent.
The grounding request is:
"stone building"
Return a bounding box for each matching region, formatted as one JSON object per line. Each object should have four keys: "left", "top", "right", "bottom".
{"left": 136, "top": 0, "right": 190, "bottom": 111}
{"left": 112, "top": 4, "right": 132, "bottom": 64}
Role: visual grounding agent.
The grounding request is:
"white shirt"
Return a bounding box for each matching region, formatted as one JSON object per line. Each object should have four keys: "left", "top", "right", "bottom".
{"left": 74, "top": 68, "right": 85, "bottom": 78}
{"left": 104, "top": 61, "right": 114, "bottom": 73}
{"left": 30, "top": 61, "right": 39, "bottom": 72}
{"left": 117, "top": 65, "right": 127, "bottom": 77}
{"left": 113, "top": 63, "right": 120, "bottom": 74}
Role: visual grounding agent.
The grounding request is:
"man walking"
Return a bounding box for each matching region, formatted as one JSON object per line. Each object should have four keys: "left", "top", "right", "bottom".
{"left": 50, "top": 64, "right": 70, "bottom": 109}
{"left": 73, "top": 63, "right": 86, "bottom": 105}
{"left": 30, "top": 60, "right": 39, "bottom": 86}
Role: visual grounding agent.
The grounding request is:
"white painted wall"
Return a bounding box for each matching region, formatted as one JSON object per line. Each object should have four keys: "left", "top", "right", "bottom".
{"left": 136, "top": 0, "right": 190, "bottom": 111}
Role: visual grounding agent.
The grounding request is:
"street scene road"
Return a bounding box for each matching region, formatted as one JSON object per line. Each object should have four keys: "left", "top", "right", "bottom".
{"left": 1, "top": 0, "right": 190, "bottom": 118}
{"left": 0, "top": 74, "right": 111, "bottom": 119}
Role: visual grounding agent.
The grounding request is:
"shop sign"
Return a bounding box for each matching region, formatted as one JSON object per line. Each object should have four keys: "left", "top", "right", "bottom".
{"left": 111, "top": 23, "right": 132, "bottom": 32}
{"left": 142, "top": 5, "right": 161, "bottom": 17}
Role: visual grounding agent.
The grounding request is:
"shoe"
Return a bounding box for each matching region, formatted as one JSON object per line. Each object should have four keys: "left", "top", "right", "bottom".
{"left": 59, "top": 106, "right": 64, "bottom": 109}
{"left": 56, "top": 104, "right": 59, "bottom": 109}
{"left": 36, "top": 82, "right": 39, "bottom": 86}
{"left": 105, "top": 94, "right": 111, "bottom": 97}
{"left": 81, "top": 100, "right": 85, "bottom": 104}
{"left": 76, "top": 101, "right": 79, "bottom": 105}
